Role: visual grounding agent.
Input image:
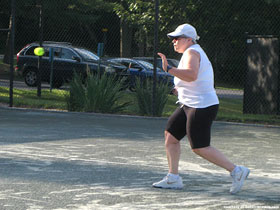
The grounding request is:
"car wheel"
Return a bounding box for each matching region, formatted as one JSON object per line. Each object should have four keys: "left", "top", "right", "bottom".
{"left": 24, "top": 69, "right": 37, "bottom": 87}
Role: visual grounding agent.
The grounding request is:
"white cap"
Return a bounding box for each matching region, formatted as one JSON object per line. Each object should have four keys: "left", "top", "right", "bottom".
{"left": 167, "top": 23, "right": 200, "bottom": 40}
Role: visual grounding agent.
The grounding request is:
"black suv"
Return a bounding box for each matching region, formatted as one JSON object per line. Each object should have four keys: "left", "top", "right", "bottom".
{"left": 16, "top": 42, "right": 126, "bottom": 88}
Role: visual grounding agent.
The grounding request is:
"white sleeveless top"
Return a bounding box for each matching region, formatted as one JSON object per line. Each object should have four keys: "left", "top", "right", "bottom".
{"left": 174, "top": 44, "right": 219, "bottom": 108}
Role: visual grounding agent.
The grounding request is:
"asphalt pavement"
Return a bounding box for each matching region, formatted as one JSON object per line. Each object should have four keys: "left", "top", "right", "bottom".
{"left": 0, "top": 107, "right": 279, "bottom": 210}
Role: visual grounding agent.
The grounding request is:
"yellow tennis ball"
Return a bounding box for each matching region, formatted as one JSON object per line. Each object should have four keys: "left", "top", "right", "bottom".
{"left": 34, "top": 47, "right": 45, "bottom": 56}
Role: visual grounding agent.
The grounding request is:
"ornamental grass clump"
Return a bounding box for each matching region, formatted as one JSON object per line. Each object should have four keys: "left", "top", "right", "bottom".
{"left": 134, "top": 78, "right": 170, "bottom": 117}
{"left": 66, "top": 72, "right": 130, "bottom": 113}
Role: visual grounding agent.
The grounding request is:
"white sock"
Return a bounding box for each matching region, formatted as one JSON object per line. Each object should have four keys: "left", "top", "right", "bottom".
{"left": 168, "top": 173, "right": 179, "bottom": 179}
{"left": 231, "top": 166, "right": 240, "bottom": 176}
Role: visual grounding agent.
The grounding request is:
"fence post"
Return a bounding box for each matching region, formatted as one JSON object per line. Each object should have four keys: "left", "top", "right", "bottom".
{"left": 49, "top": 48, "right": 54, "bottom": 92}
{"left": 152, "top": 0, "right": 159, "bottom": 116}
{"left": 37, "top": 2, "right": 43, "bottom": 97}
{"left": 9, "top": 0, "right": 16, "bottom": 107}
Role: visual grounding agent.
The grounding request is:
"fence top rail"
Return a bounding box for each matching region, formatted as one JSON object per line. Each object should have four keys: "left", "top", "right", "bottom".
{"left": 247, "top": 34, "right": 278, "bottom": 38}
{"left": 0, "top": 28, "right": 10, "bottom": 32}
{"left": 37, "top": 41, "right": 72, "bottom": 46}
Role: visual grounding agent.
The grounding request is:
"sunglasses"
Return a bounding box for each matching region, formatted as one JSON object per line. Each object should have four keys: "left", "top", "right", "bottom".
{"left": 172, "top": 35, "right": 190, "bottom": 41}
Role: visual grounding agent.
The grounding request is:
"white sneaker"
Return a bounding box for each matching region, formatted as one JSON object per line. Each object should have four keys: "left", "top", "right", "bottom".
{"left": 152, "top": 174, "right": 183, "bottom": 189}
{"left": 230, "top": 166, "right": 250, "bottom": 194}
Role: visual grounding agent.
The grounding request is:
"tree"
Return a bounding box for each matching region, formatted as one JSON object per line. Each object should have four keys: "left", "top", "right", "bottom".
{"left": 2, "top": 0, "right": 280, "bottom": 86}
{"left": 116, "top": 0, "right": 280, "bottom": 85}
{"left": 2, "top": 0, "right": 116, "bottom": 63}
{"left": 113, "top": 0, "right": 155, "bottom": 57}
{"left": 1, "top": 0, "right": 12, "bottom": 64}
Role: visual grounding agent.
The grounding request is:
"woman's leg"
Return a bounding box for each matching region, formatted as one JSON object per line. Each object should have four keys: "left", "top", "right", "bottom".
{"left": 186, "top": 104, "right": 233, "bottom": 171}
{"left": 192, "top": 146, "right": 235, "bottom": 172}
{"left": 186, "top": 105, "right": 249, "bottom": 194}
{"left": 152, "top": 107, "right": 186, "bottom": 189}
{"left": 165, "top": 131, "right": 181, "bottom": 174}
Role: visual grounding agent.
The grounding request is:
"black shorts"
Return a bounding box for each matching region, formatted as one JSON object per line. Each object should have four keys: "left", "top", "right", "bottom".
{"left": 166, "top": 104, "right": 219, "bottom": 149}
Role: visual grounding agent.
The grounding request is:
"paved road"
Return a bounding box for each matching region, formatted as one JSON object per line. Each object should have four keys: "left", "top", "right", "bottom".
{"left": 0, "top": 79, "right": 52, "bottom": 90}
{"left": 0, "top": 107, "right": 279, "bottom": 210}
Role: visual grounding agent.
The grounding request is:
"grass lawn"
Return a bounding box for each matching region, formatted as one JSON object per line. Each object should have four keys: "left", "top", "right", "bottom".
{"left": 217, "top": 98, "right": 280, "bottom": 125}
{"left": 1, "top": 86, "right": 280, "bottom": 126}
{"left": 0, "top": 87, "right": 68, "bottom": 110}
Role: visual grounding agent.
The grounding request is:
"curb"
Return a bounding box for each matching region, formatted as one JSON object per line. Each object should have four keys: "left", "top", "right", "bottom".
{"left": 0, "top": 104, "right": 168, "bottom": 121}
{"left": 1, "top": 105, "right": 280, "bottom": 129}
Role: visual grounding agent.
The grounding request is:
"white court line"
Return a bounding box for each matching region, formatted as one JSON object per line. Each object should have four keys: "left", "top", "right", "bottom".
{"left": 6, "top": 195, "right": 47, "bottom": 203}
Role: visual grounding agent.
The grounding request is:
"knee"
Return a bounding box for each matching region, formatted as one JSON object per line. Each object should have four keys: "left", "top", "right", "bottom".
{"left": 164, "top": 131, "right": 179, "bottom": 147}
{"left": 192, "top": 147, "right": 208, "bottom": 155}
{"left": 192, "top": 148, "right": 200, "bottom": 155}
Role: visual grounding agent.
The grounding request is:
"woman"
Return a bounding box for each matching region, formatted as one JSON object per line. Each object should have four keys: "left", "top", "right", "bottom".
{"left": 153, "top": 23, "right": 250, "bottom": 194}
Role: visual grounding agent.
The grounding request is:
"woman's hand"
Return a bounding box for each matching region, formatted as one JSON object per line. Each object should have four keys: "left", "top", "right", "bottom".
{"left": 157, "top": 52, "right": 168, "bottom": 72}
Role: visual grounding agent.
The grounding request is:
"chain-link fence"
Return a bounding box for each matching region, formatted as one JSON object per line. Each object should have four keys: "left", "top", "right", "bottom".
{"left": 1, "top": 0, "right": 280, "bottom": 115}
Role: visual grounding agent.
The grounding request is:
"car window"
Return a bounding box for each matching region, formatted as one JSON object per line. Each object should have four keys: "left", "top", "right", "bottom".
{"left": 74, "top": 48, "right": 99, "bottom": 61}
{"left": 111, "top": 60, "right": 130, "bottom": 68}
{"left": 135, "top": 57, "right": 172, "bottom": 72}
{"left": 137, "top": 60, "right": 153, "bottom": 71}
{"left": 42, "top": 47, "right": 60, "bottom": 58}
{"left": 118, "top": 60, "right": 141, "bottom": 70}
{"left": 138, "top": 60, "right": 164, "bottom": 72}
{"left": 53, "top": 48, "right": 61, "bottom": 57}
{"left": 24, "top": 45, "right": 61, "bottom": 58}
{"left": 130, "top": 63, "right": 142, "bottom": 69}
{"left": 119, "top": 61, "right": 129, "bottom": 67}
{"left": 61, "top": 48, "right": 76, "bottom": 60}
{"left": 25, "top": 46, "right": 38, "bottom": 56}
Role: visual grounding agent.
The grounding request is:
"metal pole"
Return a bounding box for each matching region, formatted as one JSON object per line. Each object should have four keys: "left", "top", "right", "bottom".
{"left": 152, "top": 0, "right": 159, "bottom": 116}
{"left": 9, "top": 0, "right": 16, "bottom": 107}
{"left": 37, "top": 3, "right": 43, "bottom": 97}
{"left": 102, "top": 28, "right": 108, "bottom": 56}
{"left": 49, "top": 48, "right": 54, "bottom": 92}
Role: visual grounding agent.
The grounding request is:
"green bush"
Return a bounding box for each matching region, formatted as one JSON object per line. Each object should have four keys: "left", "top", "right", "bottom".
{"left": 66, "top": 72, "right": 86, "bottom": 112}
{"left": 66, "top": 72, "right": 130, "bottom": 113}
{"left": 134, "top": 78, "right": 170, "bottom": 117}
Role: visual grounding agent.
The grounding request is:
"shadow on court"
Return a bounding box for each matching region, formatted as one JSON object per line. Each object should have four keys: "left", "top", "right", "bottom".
{"left": 0, "top": 107, "right": 279, "bottom": 210}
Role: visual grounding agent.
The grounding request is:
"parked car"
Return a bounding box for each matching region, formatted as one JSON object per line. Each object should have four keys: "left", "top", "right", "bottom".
{"left": 107, "top": 57, "right": 174, "bottom": 90}
{"left": 133, "top": 57, "right": 180, "bottom": 70}
{"left": 16, "top": 41, "right": 126, "bottom": 88}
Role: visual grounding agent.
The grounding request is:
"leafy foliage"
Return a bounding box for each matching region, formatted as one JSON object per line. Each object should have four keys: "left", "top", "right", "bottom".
{"left": 2, "top": 0, "right": 280, "bottom": 84}
{"left": 66, "top": 72, "right": 130, "bottom": 113}
{"left": 114, "top": 0, "right": 280, "bottom": 86}
{"left": 0, "top": 0, "right": 116, "bottom": 54}
{"left": 134, "top": 78, "right": 170, "bottom": 117}
{"left": 113, "top": 0, "right": 154, "bottom": 31}
{"left": 66, "top": 72, "right": 86, "bottom": 112}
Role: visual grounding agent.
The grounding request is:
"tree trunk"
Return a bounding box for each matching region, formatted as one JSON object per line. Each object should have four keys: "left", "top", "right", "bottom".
{"left": 3, "top": 14, "right": 12, "bottom": 64}
{"left": 138, "top": 30, "right": 145, "bottom": 56}
{"left": 84, "top": 24, "right": 98, "bottom": 47}
{"left": 120, "top": 19, "right": 132, "bottom": 57}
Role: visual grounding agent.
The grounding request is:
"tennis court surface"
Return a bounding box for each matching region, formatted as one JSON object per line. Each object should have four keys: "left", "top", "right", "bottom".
{"left": 0, "top": 107, "right": 279, "bottom": 210}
